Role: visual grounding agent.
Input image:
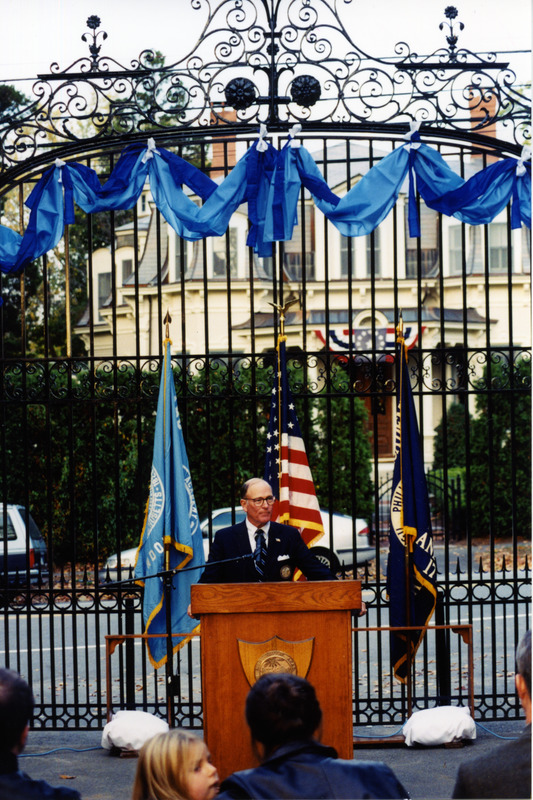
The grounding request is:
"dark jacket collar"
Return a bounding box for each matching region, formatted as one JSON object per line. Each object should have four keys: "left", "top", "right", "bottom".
{"left": 261, "top": 738, "right": 338, "bottom": 767}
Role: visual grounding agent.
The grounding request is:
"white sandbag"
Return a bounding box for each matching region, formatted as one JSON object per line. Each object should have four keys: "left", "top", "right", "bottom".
{"left": 101, "top": 710, "right": 169, "bottom": 751}
{"left": 403, "top": 705, "right": 476, "bottom": 747}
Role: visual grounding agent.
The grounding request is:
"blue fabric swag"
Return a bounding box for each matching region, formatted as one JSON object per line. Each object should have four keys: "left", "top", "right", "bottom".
{"left": 0, "top": 136, "right": 530, "bottom": 278}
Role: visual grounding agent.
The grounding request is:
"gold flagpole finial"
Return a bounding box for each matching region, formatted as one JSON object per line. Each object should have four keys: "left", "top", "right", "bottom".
{"left": 396, "top": 311, "right": 404, "bottom": 343}
{"left": 396, "top": 311, "right": 408, "bottom": 362}
{"left": 269, "top": 298, "right": 299, "bottom": 340}
{"left": 164, "top": 310, "right": 172, "bottom": 342}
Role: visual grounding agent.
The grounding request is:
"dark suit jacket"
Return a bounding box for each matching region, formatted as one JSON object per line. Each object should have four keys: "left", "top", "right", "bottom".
{"left": 217, "top": 739, "right": 409, "bottom": 799}
{"left": 452, "top": 724, "right": 531, "bottom": 799}
{"left": 199, "top": 520, "right": 335, "bottom": 583}
{"left": 0, "top": 751, "right": 81, "bottom": 800}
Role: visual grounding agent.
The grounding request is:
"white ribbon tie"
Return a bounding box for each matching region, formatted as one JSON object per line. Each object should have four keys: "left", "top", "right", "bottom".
{"left": 142, "top": 138, "right": 160, "bottom": 163}
{"left": 516, "top": 145, "right": 531, "bottom": 177}
{"left": 54, "top": 158, "right": 66, "bottom": 183}
{"left": 403, "top": 121, "right": 421, "bottom": 151}
{"left": 256, "top": 124, "right": 269, "bottom": 152}
{"left": 289, "top": 123, "right": 302, "bottom": 148}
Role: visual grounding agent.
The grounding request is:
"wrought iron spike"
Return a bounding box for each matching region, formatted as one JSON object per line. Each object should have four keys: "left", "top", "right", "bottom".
{"left": 164, "top": 311, "right": 172, "bottom": 340}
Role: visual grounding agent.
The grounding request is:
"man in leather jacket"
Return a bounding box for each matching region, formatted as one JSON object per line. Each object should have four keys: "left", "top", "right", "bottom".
{"left": 218, "top": 673, "right": 409, "bottom": 799}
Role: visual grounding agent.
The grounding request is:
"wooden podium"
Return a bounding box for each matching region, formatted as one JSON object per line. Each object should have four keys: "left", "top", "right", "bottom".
{"left": 190, "top": 580, "right": 360, "bottom": 780}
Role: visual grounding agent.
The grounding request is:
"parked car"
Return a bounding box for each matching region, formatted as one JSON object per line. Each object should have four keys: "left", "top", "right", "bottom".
{"left": 0, "top": 505, "right": 48, "bottom": 586}
{"left": 101, "top": 506, "right": 373, "bottom": 581}
{"left": 200, "top": 507, "right": 374, "bottom": 572}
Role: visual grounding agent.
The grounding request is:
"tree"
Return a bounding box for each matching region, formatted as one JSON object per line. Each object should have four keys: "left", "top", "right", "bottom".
{"left": 308, "top": 394, "right": 374, "bottom": 520}
{"left": 431, "top": 356, "right": 531, "bottom": 539}
{"left": 0, "top": 85, "right": 31, "bottom": 122}
{"left": 432, "top": 402, "right": 468, "bottom": 470}
{"left": 468, "top": 356, "right": 531, "bottom": 538}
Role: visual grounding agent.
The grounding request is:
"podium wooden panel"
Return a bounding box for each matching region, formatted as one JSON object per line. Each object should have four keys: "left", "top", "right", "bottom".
{"left": 191, "top": 580, "right": 361, "bottom": 780}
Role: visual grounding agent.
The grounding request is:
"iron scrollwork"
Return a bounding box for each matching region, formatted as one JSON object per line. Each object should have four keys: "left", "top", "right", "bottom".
{"left": 0, "top": 1, "right": 530, "bottom": 177}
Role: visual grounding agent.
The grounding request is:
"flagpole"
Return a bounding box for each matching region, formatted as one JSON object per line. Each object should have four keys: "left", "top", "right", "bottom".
{"left": 269, "top": 299, "right": 298, "bottom": 512}
{"left": 162, "top": 310, "right": 175, "bottom": 727}
{"left": 276, "top": 336, "right": 283, "bottom": 503}
{"left": 397, "top": 314, "right": 413, "bottom": 718}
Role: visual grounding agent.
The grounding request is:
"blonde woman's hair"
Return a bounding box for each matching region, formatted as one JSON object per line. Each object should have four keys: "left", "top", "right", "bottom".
{"left": 131, "top": 729, "right": 205, "bottom": 800}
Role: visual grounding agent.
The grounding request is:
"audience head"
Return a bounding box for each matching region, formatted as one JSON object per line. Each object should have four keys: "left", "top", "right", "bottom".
{"left": 132, "top": 729, "right": 219, "bottom": 800}
{"left": 0, "top": 668, "right": 34, "bottom": 753}
{"left": 515, "top": 629, "right": 531, "bottom": 723}
{"left": 245, "top": 673, "right": 322, "bottom": 759}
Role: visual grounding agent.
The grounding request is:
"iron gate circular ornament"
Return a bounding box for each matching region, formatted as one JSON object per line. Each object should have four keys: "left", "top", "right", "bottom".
{"left": 225, "top": 78, "right": 257, "bottom": 110}
{"left": 290, "top": 75, "right": 321, "bottom": 108}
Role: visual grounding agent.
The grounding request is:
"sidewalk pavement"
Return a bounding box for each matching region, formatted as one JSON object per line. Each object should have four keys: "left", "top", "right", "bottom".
{"left": 22, "top": 719, "right": 526, "bottom": 800}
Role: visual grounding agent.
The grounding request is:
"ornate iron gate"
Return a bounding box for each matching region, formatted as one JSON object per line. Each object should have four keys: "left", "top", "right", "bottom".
{"left": 0, "top": 2, "right": 530, "bottom": 729}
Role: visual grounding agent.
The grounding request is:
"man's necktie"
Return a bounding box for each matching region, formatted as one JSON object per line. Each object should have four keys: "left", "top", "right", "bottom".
{"left": 253, "top": 529, "right": 267, "bottom": 579}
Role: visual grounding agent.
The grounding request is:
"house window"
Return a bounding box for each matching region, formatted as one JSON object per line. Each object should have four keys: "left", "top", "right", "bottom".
{"left": 522, "top": 227, "right": 531, "bottom": 274}
{"left": 283, "top": 207, "right": 315, "bottom": 280}
{"left": 365, "top": 228, "right": 381, "bottom": 277}
{"left": 256, "top": 256, "right": 273, "bottom": 278}
{"left": 141, "top": 194, "right": 147, "bottom": 213}
{"left": 405, "top": 205, "right": 439, "bottom": 277}
{"left": 283, "top": 251, "right": 315, "bottom": 281}
{"left": 175, "top": 237, "right": 189, "bottom": 278}
{"left": 212, "top": 228, "right": 238, "bottom": 277}
{"left": 449, "top": 226, "right": 463, "bottom": 274}
{"left": 122, "top": 259, "right": 133, "bottom": 284}
{"left": 488, "top": 223, "right": 508, "bottom": 273}
{"left": 340, "top": 237, "right": 355, "bottom": 277}
{"left": 97, "top": 273, "right": 111, "bottom": 321}
{"left": 340, "top": 229, "right": 381, "bottom": 277}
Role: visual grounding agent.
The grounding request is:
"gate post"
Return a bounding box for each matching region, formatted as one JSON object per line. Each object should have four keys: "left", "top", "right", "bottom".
{"left": 124, "top": 597, "right": 136, "bottom": 710}
{"left": 435, "top": 589, "right": 451, "bottom": 705}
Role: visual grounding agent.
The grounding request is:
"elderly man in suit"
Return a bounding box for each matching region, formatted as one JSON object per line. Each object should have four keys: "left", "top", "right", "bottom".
{"left": 452, "top": 629, "right": 531, "bottom": 799}
{"left": 199, "top": 477, "right": 335, "bottom": 583}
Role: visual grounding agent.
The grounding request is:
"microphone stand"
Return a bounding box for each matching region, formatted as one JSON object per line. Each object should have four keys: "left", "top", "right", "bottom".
{"left": 101, "top": 554, "right": 253, "bottom": 727}
{"left": 100, "top": 553, "right": 254, "bottom": 589}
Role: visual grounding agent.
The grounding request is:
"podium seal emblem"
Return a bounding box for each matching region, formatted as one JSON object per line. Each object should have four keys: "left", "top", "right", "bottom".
{"left": 254, "top": 650, "right": 297, "bottom": 680}
{"left": 237, "top": 635, "right": 314, "bottom": 686}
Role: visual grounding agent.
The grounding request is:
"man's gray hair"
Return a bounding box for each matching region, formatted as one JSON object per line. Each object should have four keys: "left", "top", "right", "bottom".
{"left": 240, "top": 478, "right": 272, "bottom": 499}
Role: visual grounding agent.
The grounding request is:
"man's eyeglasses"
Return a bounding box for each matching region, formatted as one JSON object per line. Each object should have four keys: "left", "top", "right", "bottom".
{"left": 246, "top": 496, "right": 275, "bottom": 507}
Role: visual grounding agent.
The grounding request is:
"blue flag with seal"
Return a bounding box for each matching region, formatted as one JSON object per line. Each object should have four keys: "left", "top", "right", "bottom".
{"left": 387, "top": 324, "right": 437, "bottom": 684}
{"left": 134, "top": 338, "right": 204, "bottom": 668}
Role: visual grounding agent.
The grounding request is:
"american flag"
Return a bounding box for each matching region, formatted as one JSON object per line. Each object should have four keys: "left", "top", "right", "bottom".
{"left": 263, "top": 336, "right": 324, "bottom": 554}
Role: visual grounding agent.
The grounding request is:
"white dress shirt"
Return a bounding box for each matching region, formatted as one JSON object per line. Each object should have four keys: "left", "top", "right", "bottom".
{"left": 245, "top": 518, "right": 270, "bottom": 553}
